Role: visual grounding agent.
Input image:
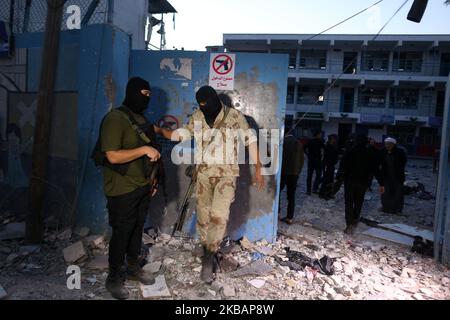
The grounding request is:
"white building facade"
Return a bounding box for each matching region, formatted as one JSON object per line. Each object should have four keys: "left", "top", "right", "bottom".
{"left": 221, "top": 34, "right": 450, "bottom": 156}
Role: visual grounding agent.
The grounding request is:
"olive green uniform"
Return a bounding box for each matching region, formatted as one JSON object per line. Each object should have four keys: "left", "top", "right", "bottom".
{"left": 101, "top": 109, "right": 148, "bottom": 196}
{"left": 183, "top": 104, "right": 257, "bottom": 252}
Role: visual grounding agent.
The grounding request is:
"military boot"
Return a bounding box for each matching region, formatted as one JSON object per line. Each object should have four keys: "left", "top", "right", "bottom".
{"left": 127, "top": 260, "right": 155, "bottom": 285}
{"left": 105, "top": 267, "right": 129, "bottom": 300}
{"left": 200, "top": 247, "right": 215, "bottom": 284}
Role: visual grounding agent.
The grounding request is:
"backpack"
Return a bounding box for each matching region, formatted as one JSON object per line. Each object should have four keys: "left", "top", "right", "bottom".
{"left": 90, "top": 106, "right": 161, "bottom": 177}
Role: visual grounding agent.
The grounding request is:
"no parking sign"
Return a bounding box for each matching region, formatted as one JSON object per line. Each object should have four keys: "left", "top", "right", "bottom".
{"left": 208, "top": 53, "right": 236, "bottom": 91}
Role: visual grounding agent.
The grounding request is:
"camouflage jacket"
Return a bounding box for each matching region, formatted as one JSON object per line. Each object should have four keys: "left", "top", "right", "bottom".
{"left": 183, "top": 103, "right": 257, "bottom": 178}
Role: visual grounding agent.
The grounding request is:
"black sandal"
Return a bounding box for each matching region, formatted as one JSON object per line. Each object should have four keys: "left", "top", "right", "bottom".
{"left": 280, "top": 217, "right": 293, "bottom": 225}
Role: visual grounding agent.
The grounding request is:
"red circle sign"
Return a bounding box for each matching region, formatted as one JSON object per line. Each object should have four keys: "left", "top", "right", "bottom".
{"left": 212, "top": 54, "right": 234, "bottom": 75}
{"left": 159, "top": 115, "right": 179, "bottom": 130}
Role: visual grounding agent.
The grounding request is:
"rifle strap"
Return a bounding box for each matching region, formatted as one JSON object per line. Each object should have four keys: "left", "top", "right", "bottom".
{"left": 116, "top": 106, "right": 152, "bottom": 145}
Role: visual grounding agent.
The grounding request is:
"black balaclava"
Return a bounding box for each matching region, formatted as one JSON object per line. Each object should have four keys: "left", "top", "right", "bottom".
{"left": 196, "top": 86, "right": 222, "bottom": 127}
{"left": 122, "top": 77, "right": 151, "bottom": 114}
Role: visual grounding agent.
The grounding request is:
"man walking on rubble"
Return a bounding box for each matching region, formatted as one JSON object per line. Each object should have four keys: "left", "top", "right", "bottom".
{"left": 379, "top": 137, "right": 407, "bottom": 215}
{"left": 304, "top": 130, "right": 325, "bottom": 195}
{"left": 319, "top": 134, "right": 339, "bottom": 200}
{"left": 172, "top": 86, "right": 265, "bottom": 283}
{"left": 337, "top": 134, "right": 384, "bottom": 235}
{"left": 279, "top": 127, "right": 305, "bottom": 225}
{"left": 96, "top": 77, "right": 173, "bottom": 300}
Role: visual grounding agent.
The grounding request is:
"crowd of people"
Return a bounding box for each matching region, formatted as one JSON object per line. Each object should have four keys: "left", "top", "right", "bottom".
{"left": 280, "top": 129, "right": 408, "bottom": 235}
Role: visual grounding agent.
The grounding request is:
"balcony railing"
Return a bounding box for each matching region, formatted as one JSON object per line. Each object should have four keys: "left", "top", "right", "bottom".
{"left": 286, "top": 98, "right": 437, "bottom": 117}
{"left": 286, "top": 58, "right": 450, "bottom": 77}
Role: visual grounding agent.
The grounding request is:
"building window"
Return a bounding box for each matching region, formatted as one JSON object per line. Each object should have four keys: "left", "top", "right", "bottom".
{"left": 440, "top": 53, "right": 450, "bottom": 77}
{"left": 272, "top": 49, "right": 297, "bottom": 69}
{"left": 390, "top": 88, "right": 419, "bottom": 109}
{"left": 393, "top": 51, "right": 423, "bottom": 73}
{"left": 287, "top": 83, "right": 295, "bottom": 104}
{"left": 358, "top": 87, "right": 387, "bottom": 108}
{"left": 387, "top": 126, "right": 416, "bottom": 145}
{"left": 297, "top": 86, "right": 324, "bottom": 105}
{"left": 299, "top": 50, "right": 327, "bottom": 70}
{"left": 361, "top": 51, "right": 390, "bottom": 72}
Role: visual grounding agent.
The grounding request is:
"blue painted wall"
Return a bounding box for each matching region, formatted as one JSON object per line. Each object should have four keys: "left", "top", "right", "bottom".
{"left": 129, "top": 50, "right": 288, "bottom": 243}
{"left": 75, "top": 24, "right": 130, "bottom": 231}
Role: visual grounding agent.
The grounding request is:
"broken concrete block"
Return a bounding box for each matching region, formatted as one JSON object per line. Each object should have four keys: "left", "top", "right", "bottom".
{"left": 142, "top": 233, "right": 155, "bottom": 245}
{"left": 57, "top": 228, "right": 73, "bottom": 241}
{"left": 74, "top": 227, "right": 90, "bottom": 238}
{"left": 159, "top": 233, "right": 171, "bottom": 242}
{"left": 230, "top": 260, "right": 274, "bottom": 278}
{"left": 85, "top": 235, "right": 105, "bottom": 249}
{"left": 0, "top": 222, "right": 25, "bottom": 240}
{"left": 140, "top": 275, "right": 171, "bottom": 299}
{"left": 63, "top": 241, "right": 88, "bottom": 264}
{"left": 143, "top": 261, "right": 162, "bottom": 274}
{"left": 247, "top": 279, "right": 266, "bottom": 289}
{"left": 163, "top": 257, "right": 175, "bottom": 266}
{"left": 207, "top": 289, "right": 217, "bottom": 297}
{"left": 0, "top": 284, "right": 7, "bottom": 300}
{"left": 223, "top": 284, "right": 236, "bottom": 297}
{"left": 86, "top": 255, "right": 109, "bottom": 270}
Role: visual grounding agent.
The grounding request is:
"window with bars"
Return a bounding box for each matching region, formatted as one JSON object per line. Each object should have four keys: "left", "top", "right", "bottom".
{"left": 361, "top": 51, "right": 390, "bottom": 72}
{"left": 390, "top": 88, "right": 420, "bottom": 109}
{"left": 358, "top": 87, "right": 387, "bottom": 108}
{"left": 299, "top": 50, "right": 327, "bottom": 70}
{"left": 393, "top": 51, "right": 423, "bottom": 73}
{"left": 297, "top": 85, "right": 325, "bottom": 105}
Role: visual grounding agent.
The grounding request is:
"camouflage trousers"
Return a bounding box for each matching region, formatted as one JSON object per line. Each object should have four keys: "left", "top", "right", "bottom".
{"left": 195, "top": 172, "right": 237, "bottom": 253}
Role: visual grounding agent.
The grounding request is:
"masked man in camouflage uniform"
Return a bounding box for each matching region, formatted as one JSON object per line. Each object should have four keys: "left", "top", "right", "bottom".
{"left": 173, "top": 86, "right": 265, "bottom": 283}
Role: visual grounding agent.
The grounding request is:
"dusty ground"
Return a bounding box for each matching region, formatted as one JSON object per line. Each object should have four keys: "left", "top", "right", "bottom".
{"left": 0, "top": 159, "right": 449, "bottom": 300}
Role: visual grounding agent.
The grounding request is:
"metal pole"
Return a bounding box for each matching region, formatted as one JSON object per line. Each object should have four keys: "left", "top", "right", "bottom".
{"left": 26, "top": 0, "right": 64, "bottom": 244}
{"left": 434, "top": 75, "right": 450, "bottom": 264}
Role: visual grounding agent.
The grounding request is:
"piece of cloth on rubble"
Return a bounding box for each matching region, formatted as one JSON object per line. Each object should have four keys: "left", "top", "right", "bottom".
{"left": 275, "top": 248, "right": 335, "bottom": 275}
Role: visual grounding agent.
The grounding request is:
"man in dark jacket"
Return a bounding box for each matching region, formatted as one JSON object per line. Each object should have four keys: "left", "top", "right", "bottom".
{"left": 380, "top": 137, "right": 407, "bottom": 214}
{"left": 304, "top": 130, "right": 325, "bottom": 195}
{"left": 319, "top": 134, "right": 339, "bottom": 200}
{"left": 279, "top": 128, "right": 305, "bottom": 224}
{"left": 337, "top": 134, "right": 384, "bottom": 235}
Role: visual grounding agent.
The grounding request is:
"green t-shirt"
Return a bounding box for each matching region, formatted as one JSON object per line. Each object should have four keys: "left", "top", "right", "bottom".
{"left": 100, "top": 109, "right": 149, "bottom": 197}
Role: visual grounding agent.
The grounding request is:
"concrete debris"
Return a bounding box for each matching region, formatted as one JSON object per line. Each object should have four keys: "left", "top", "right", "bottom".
{"left": 63, "top": 241, "right": 88, "bottom": 264}
{"left": 0, "top": 222, "right": 25, "bottom": 240}
{"left": 230, "top": 260, "right": 274, "bottom": 278}
{"left": 222, "top": 284, "right": 236, "bottom": 297}
{"left": 86, "top": 255, "right": 109, "bottom": 270}
{"left": 57, "top": 228, "right": 72, "bottom": 241}
{"left": 0, "top": 284, "right": 7, "bottom": 300}
{"left": 85, "top": 235, "right": 105, "bottom": 249}
{"left": 74, "top": 227, "right": 90, "bottom": 238}
{"left": 142, "top": 233, "right": 155, "bottom": 245}
{"left": 207, "top": 289, "right": 216, "bottom": 296}
{"left": 143, "top": 261, "right": 162, "bottom": 274}
{"left": 159, "top": 233, "right": 171, "bottom": 242}
{"left": 6, "top": 253, "right": 20, "bottom": 264}
{"left": 140, "top": 275, "right": 171, "bottom": 299}
{"left": 247, "top": 279, "right": 266, "bottom": 289}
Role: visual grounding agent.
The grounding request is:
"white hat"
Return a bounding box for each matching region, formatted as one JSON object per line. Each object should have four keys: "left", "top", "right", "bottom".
{"left": 385, "top": 137, "right": 397, "bottom": 145}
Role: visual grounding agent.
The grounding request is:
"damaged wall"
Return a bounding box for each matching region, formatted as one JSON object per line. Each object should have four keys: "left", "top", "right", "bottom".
{"left": 129, "top": 51, "right": 288, "bottom": 243}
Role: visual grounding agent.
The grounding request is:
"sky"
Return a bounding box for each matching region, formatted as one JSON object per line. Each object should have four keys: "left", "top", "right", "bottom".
{"left": 150, "top": 0, "right": 450, "bottom": 51}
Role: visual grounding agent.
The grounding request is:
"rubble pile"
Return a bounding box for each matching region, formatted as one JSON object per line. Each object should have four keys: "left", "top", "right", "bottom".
{"left": 0, "top": 159, "right": 449, "bottom": 300}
